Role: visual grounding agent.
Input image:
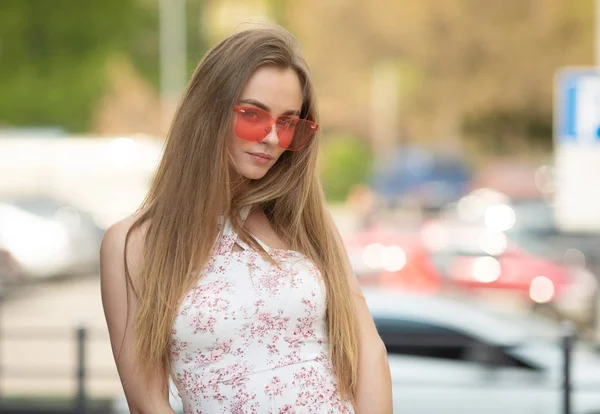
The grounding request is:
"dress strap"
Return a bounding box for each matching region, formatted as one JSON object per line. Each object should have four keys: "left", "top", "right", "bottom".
{"left": 217, "top": 205, "right": 253, "bottom": 252}
{"left": 232, "top": 206, "right": 275, "bottom": 253}
{"left": 240, "top": 205, "right": 251, "bottom": 222}
{"left": 219, "top": 206, "right": 251, "bottom": 234}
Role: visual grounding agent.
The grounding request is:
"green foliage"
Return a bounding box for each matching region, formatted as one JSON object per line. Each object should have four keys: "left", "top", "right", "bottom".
{"left": 320, "top": 134, "right": 373, "bottom": 202}
{"left": 0, "top": 0, "right": 209, "bottom": 132}
{"left": 185, "top": 0, "right": 209, "bottom": 77}
{"left": 125, "top": 1, "right": 161, "bottom": 90}
{"left": 130, "top": 0, "right": 209, "bottom": 90}
{"left": 266, "top": 0, "right": 288, "bottom": 26}
{"left": 0, "top": 0, "right": 138, "bottom": 132}
{"left": 462, "top": 107, "right": 553, "bottom": 154}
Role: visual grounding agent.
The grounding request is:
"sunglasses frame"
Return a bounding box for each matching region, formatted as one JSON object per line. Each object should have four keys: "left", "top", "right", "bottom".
{"left": 233, "top": 105, "right": 319, "bottom": 151}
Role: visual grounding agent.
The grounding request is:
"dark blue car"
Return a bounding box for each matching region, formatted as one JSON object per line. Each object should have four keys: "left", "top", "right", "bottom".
{"left": 370, "top": 146, "right": 471, "bottom": 211}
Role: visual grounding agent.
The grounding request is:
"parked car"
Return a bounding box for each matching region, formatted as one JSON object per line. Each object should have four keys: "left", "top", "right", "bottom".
{"left": 507, "top": 199, "right": 600, "bottom": 276}
{"left": 0, "top": 195, "right": 102, "bottom": 283}
{"left": 343, "top": 221, "right": 593, "bottom": 325}
{"left": 344, "top": 226, "right": 442, "bottom": 294}
{"left": 370, "top": 146, "right": 471, "bottom": 213}
{"left": 366, "top": 289, "right": 600, "bottom": 414}
{"left": 426, "top": 227, "right": 570, "bottom": 297}
{"left": 428, "top": 192, "right": 599, "bottom": 325}
{"left": 443, "top": 190, "right": 600, "bottom": 271}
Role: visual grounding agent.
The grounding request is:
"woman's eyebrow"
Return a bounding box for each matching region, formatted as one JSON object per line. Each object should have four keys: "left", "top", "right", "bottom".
{"left": 239, "top": 98, "right": 301, "bottom": 116}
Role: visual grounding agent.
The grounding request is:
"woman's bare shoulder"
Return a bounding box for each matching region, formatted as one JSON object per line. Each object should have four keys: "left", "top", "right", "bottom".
{"left": 100, "top": 211, "right": 149, "bottom": 278}
{"left": 102, "top": 213, "right": 147, "bottom": 249}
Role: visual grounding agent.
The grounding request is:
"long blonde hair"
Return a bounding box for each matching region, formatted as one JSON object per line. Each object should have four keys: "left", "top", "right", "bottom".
{"left": 124, "top": 25, "right": 360, "bottom": 400}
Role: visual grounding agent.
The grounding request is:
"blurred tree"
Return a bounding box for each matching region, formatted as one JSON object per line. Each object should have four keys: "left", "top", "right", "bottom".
{"left": 0, "top": 0, "right": 137, "bottom": 132}
{"left": 285, "top": 0, "right": 594, "bottom": 156}
{"left": 463, "top": 107, "right": 553, "bottom": 154}
{"left": 265, "top": 0, "right": 288, "bottom": 26}
{"left": 320, "top": 134, "right": 373, "bottom": 202}
{"left": 186, "top": 0, "right": 210, "bottom": 75}
{"left": 0, "top": 0, "right": 208, "bottom": 133}
{"left": 2, "top": 0, "right": 592, "bottom": 146}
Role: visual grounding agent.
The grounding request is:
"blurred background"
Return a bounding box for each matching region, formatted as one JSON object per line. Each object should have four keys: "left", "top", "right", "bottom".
{"left": 2, "top": 1, "right": 600, "bottom": 413}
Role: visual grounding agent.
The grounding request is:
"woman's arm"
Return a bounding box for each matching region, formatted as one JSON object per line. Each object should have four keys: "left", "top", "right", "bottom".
{"left": 100, "top": 217, "right": 176, "bottom": 414}
{"left": 347, "top": 271, "right": 393, "bottom": 413}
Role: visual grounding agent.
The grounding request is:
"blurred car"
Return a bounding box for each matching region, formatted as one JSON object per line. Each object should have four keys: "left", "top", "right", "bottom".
{"left": 112, "top": 289, "right": 600, "bottom": 414}
{"left": 425, "top": 225, "right": 570, "bottom": 297}
{"left": 445, "top": 189, "right": 600, "bottom": 267}
{"left": 429, "top": 191, "right": 599, "bottom": 324}
{"left": 370, "top": 146, "right": 471, "bottom": 212}
{"left": 343, "top": 226, "right": 442, "bottom": 294}
{"left": 0, "top": 195, "right": 102, "bottom": 283}
{"left": 508, "top": 199, "right": 600, "bottom": 273}
{"left": 421, "top": 219, "right": 596, "bottom": 323}
{"left": 342, "top": 221, "right": 591, "bottom": 323}
{"left": 367, "top": 289, "right": 600, "bottom": 414}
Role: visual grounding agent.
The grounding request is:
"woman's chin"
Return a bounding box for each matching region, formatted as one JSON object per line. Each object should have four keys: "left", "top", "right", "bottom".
{"left": 239, "top": 165, "right": 269, "bottom": 180}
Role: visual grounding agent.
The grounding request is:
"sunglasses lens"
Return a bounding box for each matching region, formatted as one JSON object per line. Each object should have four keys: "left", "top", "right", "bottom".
{"left": 277, "top": 118, "right": 318, "bottom": 151}
{"left": 234, "top": 106, "right": 318, "bottom": 151}
{"left": 235, "top": 107, "right": 272, "bottom": 142}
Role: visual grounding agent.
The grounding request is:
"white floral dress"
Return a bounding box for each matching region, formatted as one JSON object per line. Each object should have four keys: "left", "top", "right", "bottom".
{"left": 170, "top": 207, "right": 355, "bottom": 414}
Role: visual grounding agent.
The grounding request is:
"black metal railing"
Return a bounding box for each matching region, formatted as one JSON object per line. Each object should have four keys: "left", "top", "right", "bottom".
{"left": 0, "top": 324, "right": 117, "bottom": 414}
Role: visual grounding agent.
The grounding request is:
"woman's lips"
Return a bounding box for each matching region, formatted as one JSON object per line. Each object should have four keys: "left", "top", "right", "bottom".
{"left": 247, "top": 152, "right": 272, "bottom": 165}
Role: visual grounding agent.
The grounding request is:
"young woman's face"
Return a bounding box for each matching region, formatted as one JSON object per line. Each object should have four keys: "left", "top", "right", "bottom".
{"left": 229, "top": 66, "right": 303, "bottom": 180}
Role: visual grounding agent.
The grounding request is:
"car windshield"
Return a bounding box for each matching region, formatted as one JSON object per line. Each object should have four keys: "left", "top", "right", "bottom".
{"left": 505, "top": 230, "right": 554, "bottom": 257}
{"left": 511, "top": 201, "right": 556, "bottom": 234}
{"left": 486, "top": 308, "right": 561, "bottom": 339}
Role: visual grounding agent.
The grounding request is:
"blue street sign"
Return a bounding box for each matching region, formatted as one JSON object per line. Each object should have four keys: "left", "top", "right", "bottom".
{"left": 555, "top": 68, "right": 600, "bottom": 144}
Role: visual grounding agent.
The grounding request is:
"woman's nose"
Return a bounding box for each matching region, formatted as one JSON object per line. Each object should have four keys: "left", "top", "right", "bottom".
{"left": 261, "top": 123, "right": 280, "bottom": 146}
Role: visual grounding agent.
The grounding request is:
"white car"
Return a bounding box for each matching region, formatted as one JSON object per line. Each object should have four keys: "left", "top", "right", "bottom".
{"left": 365, "top": 288, "right": 600, "bottom": 414}
{"left": 113, "top": 290, "right": 600, "bottom": 414}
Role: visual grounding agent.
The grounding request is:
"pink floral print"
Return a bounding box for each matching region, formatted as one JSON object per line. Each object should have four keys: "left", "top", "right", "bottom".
{"left": 170, "top": 208, "right": 354, "bottom": 413}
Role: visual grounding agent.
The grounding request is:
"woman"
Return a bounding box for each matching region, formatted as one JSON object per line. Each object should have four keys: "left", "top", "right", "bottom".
{"left": 100, "top": 24, "right": 392, "bottom": 414}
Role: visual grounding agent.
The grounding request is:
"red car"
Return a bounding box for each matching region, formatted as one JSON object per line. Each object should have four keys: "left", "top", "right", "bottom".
{"left": 345, "top": 221, "right": 575, "bottom": 306}
{"left": 343, "top": 225, "right": 442, "bottom": 294}
{"left": 433, "top": 244, "right": 571, "bottom": 303}
{"left": 420, "top": 218, "right": 577, "bottom": 308}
